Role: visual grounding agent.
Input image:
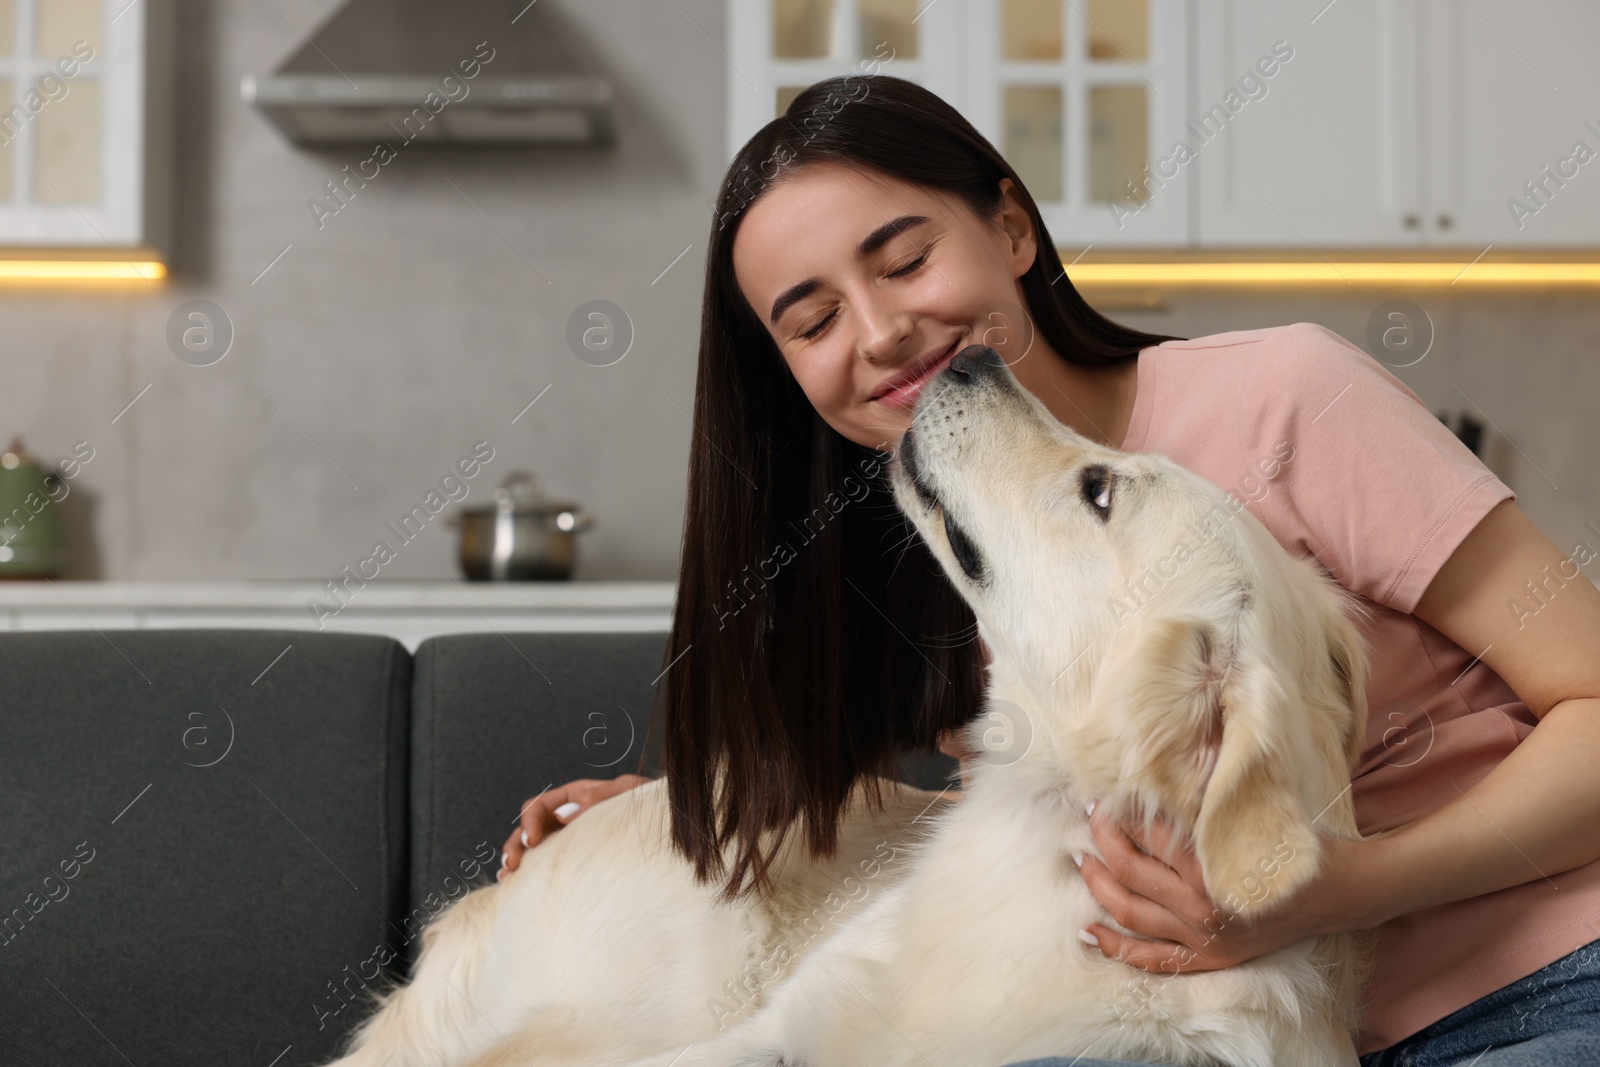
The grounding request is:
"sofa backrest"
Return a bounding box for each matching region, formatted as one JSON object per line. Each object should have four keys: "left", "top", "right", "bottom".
{"left": 403, "top": 629, "right": 959, "bottom": 963}
{"left": 0, "top": 626, "right": 958, "bottom": 1065}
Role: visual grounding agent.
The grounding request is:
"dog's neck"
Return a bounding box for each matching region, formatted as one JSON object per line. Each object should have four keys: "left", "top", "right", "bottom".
{"left": 967, "top": 651, "right": 1207, "bottom": 847}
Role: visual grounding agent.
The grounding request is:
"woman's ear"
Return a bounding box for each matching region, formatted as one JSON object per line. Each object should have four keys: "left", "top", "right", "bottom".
{"left": 995, "top": 178, "right": 1037, "bottom": 278}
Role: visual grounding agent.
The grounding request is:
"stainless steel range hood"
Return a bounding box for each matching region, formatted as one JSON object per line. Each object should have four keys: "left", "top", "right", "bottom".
{"left": 242, "top": 0, "right": 615, "bottom": 147}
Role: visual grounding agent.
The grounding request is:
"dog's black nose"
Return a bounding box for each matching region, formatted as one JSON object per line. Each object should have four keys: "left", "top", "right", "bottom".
{"left": 945, "top": 344, "right": 1007, "bottom": 382}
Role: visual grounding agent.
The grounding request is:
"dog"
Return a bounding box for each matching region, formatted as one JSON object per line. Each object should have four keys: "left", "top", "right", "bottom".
{"left": 322, "top": 343, "right": 1375, "bottom": 1067}
{"left": 322, "top": 760, "right": 959, "bottom": 1066}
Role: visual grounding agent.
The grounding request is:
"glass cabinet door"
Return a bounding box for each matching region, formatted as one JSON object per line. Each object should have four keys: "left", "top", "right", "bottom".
{"left": 727, "top": 0, "right": 1187, "bottom": 249}
{"left": 727, "top": 0, "right": 964, "bottom": 166}
{"left": 0, "top": 0, "right": 103, "bottom": 225}
{"left": 967, "top": 0, "right": 1189, "bottom": 247}
{"left": 0, "top": 0, "right": 159, "bottom": 250}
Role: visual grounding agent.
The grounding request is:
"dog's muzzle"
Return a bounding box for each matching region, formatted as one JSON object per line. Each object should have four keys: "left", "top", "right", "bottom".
{"left": 898, "top": 427, "right": 939, "bottom": 513}
{"left": 923, "top": 344, "right": 1012, "bottom": 405}
{"left": 897, "top": 344, "right": 1011, "bottom": 510}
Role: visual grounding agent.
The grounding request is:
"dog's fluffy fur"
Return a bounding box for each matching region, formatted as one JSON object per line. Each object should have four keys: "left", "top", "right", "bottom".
{"left": 323, "top": 345, "right": 1376, "bottom": 1067}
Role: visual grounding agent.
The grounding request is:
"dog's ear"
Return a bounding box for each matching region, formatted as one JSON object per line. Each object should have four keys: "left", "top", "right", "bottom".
{"left": 1075, "top": 615, "right": 1227, "bottom": 841}
{"left": 1193, "top": 642, "right": 1324, "bottom": 918}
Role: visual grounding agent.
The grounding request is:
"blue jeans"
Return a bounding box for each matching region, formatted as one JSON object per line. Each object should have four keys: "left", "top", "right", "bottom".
{"left": 999, "top": 934, "right": 1600, "bottom": 1067}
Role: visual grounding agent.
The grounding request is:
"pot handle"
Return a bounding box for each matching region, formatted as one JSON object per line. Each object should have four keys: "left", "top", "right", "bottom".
{"left": 555, "top": 508, "right": 594, "bottom": 533}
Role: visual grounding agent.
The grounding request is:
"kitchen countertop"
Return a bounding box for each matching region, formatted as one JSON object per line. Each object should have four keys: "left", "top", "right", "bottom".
{"left": 0, "top": 579, "right": 675, "bottom": 609}
{"left": 0, "top": 580, "right": 678, "bottom": 649}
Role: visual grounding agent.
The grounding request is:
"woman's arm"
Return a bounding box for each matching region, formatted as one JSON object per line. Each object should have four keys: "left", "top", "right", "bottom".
{"left": 1076, "top": 498, "right": 1600, "bottom": 970}
{"left": 1358, "top": 497, "right": 1600, "bottom": 925}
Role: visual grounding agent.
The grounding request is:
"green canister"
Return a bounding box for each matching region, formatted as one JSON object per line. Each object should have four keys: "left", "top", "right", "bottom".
{"left": 0, "top": 436, "right": 70, "bottom": 578}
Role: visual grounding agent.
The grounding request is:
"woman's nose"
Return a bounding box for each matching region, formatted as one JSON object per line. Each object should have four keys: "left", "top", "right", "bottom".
{"left": 853, "top": 296, "right": 911, "bottom": 363}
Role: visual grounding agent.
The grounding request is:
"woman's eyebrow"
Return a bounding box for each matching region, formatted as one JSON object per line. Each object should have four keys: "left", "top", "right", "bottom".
{"left": 856, "top": 214, "right": 931, "bottom": 257}
{"left": 768, "top": 214, "right": 932, "bottom": 326}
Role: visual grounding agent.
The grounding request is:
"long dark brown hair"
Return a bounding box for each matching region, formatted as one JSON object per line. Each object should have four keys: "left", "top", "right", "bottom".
{"left": 643, "top": 74, "right": 1185, "bottom": 903}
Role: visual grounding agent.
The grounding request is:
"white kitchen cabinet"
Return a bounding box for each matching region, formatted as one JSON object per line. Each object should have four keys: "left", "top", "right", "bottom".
{"left": 733, "top": 0, "right": 1600, "bottom": 250}
{"left": 0, "top": 0, "right": 172, "bottom": 258}
{"left": 1195, "top": 0, "right": 1600, "bottom": 249}
{"left": 1192, "top": 0, "right": 1422, "bottom": 248}
{"left": 1420, "top": 0, "right": 1600, "bottom": 248}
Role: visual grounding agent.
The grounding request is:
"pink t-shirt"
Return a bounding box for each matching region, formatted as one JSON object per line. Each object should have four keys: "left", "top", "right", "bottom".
{"left": 1118, "top": 321, "right": 1600, "bottom": 1055}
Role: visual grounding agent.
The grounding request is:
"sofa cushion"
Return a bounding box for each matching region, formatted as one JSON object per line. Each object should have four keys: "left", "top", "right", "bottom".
{"left": 405, "top": 630, "right": 670, "bottom": 967}
{"left": 0, "top": 628, "right": 409, "bottom": 1066}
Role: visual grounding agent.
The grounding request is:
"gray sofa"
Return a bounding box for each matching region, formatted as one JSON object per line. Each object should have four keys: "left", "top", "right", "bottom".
{"left": 0, "top": 628, "right": 958, "bottom": 1065}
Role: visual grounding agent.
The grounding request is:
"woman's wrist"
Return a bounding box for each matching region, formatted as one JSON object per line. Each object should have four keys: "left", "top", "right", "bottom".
{"left": 1290, "top": 832, "right": 1400, "bottom": 937}
{"left": 1327, "top": 831, "right": 1412, "bottom": 933}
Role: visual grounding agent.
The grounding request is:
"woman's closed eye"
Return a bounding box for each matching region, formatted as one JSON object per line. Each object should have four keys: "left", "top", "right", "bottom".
{"left": 886, "top": 250, "right": 929, "bottom": 278}
{"left": 795, "top": 249, "right": 932, "bottom": 341}
{"left": 799, "top": 309, "right": 837, "bottom": 340}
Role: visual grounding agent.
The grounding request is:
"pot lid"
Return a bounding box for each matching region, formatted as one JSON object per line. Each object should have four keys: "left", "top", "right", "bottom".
{"left": 1, "top": 435, "right": 40, "bottom": 471}
{"left": 458, "top": 471, "right": 577, "bottom": 515}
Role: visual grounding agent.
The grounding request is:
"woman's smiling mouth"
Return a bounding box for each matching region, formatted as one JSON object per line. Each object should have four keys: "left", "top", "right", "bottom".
{"left": 872, "top": 339, "right": 961, "bottom": 410}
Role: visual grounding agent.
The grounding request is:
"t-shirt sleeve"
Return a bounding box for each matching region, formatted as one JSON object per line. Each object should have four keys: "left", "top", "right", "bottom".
{"left": 1238, "top": 322, "right": 1515, "bottom": 615}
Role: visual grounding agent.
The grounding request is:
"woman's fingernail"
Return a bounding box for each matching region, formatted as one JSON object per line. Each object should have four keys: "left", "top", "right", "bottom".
{"left": 1070, "top": 849, "right": 1083, "bottom": 868}
{"left": 555, "top": 801, "right": 581, "bottom": 820}
{"left": 1077, "top": 927, "right": 1099, "bottom": 947}
{"left": 1085, "top": 798, "right": 1098, "bottom": 818}
{"left": 521, "top": 829, "right": 529, "bottom": 847}
{"left": 501, "top": 851, "right": 509, "bottom": 868}
{"left": 496, "top": 866, "right": 505, "bottom": 881}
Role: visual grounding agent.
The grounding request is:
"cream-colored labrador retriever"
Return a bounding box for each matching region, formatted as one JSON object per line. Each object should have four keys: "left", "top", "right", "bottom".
{"left": 324, "top": 344, "right": 1375, "bottom": 1067}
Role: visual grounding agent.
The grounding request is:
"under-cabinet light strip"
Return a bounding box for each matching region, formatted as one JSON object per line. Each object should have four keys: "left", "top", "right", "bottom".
{"left": 0, "top": 260, "right": 167, "bottom": 280}
{"left": 1065, "top": 262, "right": 1600, "bottom": 285}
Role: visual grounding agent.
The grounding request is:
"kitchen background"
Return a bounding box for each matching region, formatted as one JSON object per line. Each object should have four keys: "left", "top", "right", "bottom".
{"left": 1, "top": 0, "right": 1597, "bottom": 594}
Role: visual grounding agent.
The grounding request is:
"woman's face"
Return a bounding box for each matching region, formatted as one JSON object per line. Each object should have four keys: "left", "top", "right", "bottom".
{"left": 732, "top": 161, "right": 1040, "bottom": 451}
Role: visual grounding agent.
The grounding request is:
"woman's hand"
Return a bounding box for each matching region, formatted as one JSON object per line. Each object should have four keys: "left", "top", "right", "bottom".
{"left": 937, "top": 728, "right": 976, "bottom": 790}
{"left": 1073, "top": 800, "right": 1391, "bottom": 973}
{"left": 499, "top": 774, "right": 652, "bottom": 880}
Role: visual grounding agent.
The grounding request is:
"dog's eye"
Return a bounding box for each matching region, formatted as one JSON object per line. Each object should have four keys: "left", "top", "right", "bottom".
{"left": 1080, "top": 464, "right": 1113, "bottom": 521}
{"left": 942, "top": 510, "right": 986, "bottom": 583}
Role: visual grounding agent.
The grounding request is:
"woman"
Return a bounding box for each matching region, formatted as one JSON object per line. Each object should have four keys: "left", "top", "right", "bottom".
{"left": 498, "top": 75, "right": 1600, "bottom": 1066}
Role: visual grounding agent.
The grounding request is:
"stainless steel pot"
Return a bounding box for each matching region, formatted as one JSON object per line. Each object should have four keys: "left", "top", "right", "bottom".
{"left": 448, "top": 471, "right": 594, "bottom": 581}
